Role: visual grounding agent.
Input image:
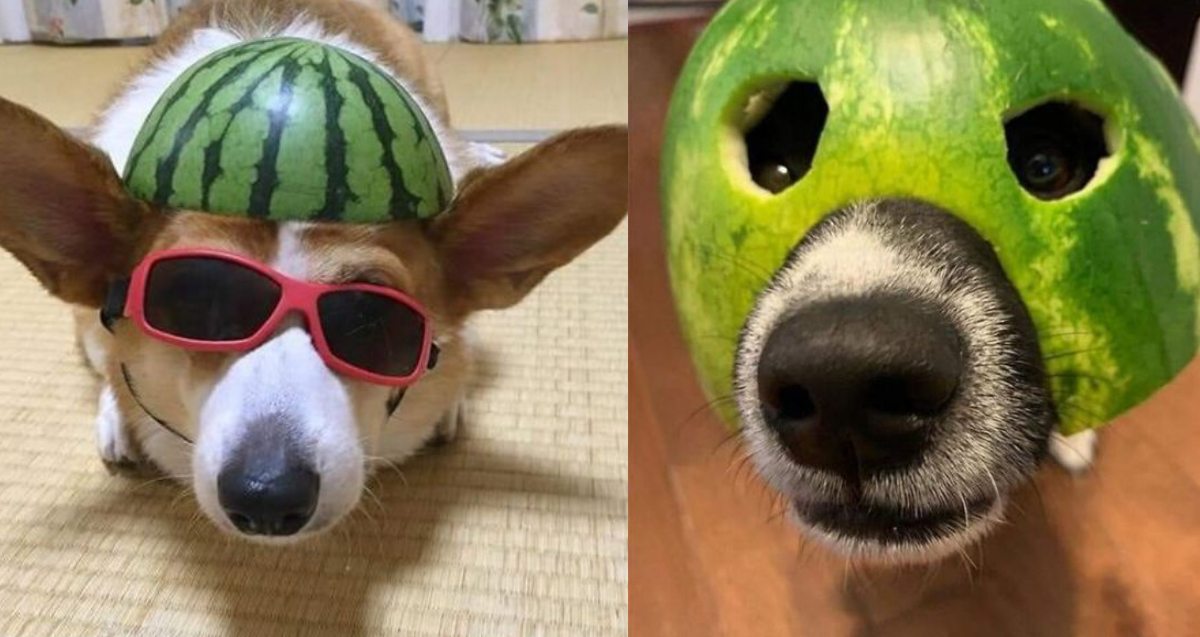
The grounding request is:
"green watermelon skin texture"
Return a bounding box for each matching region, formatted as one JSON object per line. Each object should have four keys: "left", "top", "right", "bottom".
{"left": 662, "top": 0, "right": 1200, "bottom": 434}
{"left": 124, "top": 37, "right": 453, "bottom": 223}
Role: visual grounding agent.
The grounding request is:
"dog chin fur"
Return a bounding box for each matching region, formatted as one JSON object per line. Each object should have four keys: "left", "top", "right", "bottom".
{"left": 735, "top": 199, "right": 1056, "bottom": 562}
{"left": 785, "top": 497, "right": 1007, "bottom": 565}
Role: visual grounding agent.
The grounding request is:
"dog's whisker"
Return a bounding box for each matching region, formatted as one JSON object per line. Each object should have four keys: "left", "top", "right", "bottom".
{"left": 984, "top": 467, "right": 1001, "bottom": 505}
{"left": 738, "top": 454, "right": 762, "bottom": 491}
{"left": 1056, "top": 400, "right": 1105, "bottom": 429}
{"left": 364, "top": 454, "right": 409, "bottom": 486}
{"left": 955, "top": 546, "right": 978, "bottom": 587}
{"left": 1044, "top": 346, "right": 1103, "bottom": 361}
{"left": 1029, "top": 480, "right": 1049, "bottom": 523}
{"left": 727, "top": 451, "right": 753, "bottom": 481}
{"left": 692, "top": 333, "right": 742, "bottom": 345}
{"left": 347, "top": 504, "right": 385, "bottom": 556}
{"left": 754, "top": 474, "right": 777, "bottom": 511}
{"left": 356, "top": 498, "right": 379, "bottom": 526}
{"left": 1047, "top": 372, "right": 1116, "bottom": 386}
{"left": 708, "top": 249, "right": 773, "bottom": 286}
{"left": 362, "top": 483, "right": 387, "bottom": 518}
{"left": 365, "top": 511, "right": 386, "bottom": 558}
{"left": 129, "top": 472, "right": 185, "bottom": 494}
{"left": 184, "top": 506, "right": 207, "bottom": 539}
{"left": 917, "top": 558, "right": 943, "bottom": 597}
{"left": 766, "top": 493, "right": 789, "bottom": 525}
{"left": 675, "top": 395, "right": 737, "bottom": 442}
{"left": 842, "top": 551, "right": 853, "bottom": 594}
{"left": 1042, "top": 328, "right": 1094, "bottom": 339}
{"left": 714, "top": 428, "right": 746, "bottom": 457}
{"left": 168, "top": 487, "right": 195, "bottom": 510}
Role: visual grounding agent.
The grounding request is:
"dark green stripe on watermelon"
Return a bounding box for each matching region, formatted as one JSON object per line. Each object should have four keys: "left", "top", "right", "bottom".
{"left": 123, "top": 37, "right": 454, "bottom": 223}
{"left": 248, "top": 59, "right": 302, "bottom": 217}
{"left": 343, "top": 59, "right": 422, "bottom": 221}
{"left": 198, "top": 48, "right": 307, "bottom": 211}
{"left": 316, "top": 49, "right": 351, "bottom": 221}
{"left": 125, "top": 39, "right": 296, "bottom": 178}
{"left": 168, "top": 49, "right": 299, "bottom": 211}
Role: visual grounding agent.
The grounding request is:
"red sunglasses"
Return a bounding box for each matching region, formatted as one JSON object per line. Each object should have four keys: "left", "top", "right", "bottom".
{"left": 105, "top": 248, "right": 438, "bottom": 386}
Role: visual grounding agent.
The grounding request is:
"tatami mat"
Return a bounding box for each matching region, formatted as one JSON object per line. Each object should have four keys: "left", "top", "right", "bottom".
{"left": 0, "top": 41, "right": 629, "bottom": 131}
{"left": 0, "top": 37, "right": 627, "bottom": 637}
{"left": 0, "top": 218, "right": 628, "bottom": 637}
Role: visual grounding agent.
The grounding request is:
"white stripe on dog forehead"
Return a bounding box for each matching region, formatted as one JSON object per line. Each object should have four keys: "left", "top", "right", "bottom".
{"left": 272, "top": 223, "right": 315, "bottom": 280}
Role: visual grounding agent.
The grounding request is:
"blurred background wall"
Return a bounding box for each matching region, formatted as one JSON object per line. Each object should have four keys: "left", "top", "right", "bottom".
{"left": 0, "top": 0, "right": 628, "bottom": 43}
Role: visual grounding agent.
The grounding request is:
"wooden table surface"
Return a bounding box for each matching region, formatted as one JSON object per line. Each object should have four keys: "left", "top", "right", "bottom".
{"left": 629, "top": 19, "right": 1200, "bottom": 637}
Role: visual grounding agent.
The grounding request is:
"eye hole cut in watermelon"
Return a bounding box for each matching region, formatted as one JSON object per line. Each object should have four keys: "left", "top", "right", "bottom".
{"left": 740, "top": 81, "right": 830, "bottom": 195}
{"left": 664, "top": 0, "right": 1200, "bottom": 434}
{"left": 1004, "top": 101, "right": 1111, "bottom": 200}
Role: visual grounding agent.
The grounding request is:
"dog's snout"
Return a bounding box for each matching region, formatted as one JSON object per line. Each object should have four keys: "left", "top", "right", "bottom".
{"left": 756, "top": 295, "right": 963, "bottom": 483}
{"left": 217, "top": 440, "right": 320, "bottom": 537}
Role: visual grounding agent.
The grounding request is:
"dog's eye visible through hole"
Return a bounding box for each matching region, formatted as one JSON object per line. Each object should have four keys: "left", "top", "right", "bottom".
{"left": 1004, "top": 101, "right": 1110, "bottom": 200}
{"left": 742, "top": 81, "right": 829, "bottom": 194}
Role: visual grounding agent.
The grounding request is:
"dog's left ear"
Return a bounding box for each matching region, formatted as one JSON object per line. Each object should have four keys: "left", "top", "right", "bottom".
{"left": 0, "top": 97, "right": 158, "bottom": 307}
{"left": 430, "top": 125, "right": 627, "bottom": 314}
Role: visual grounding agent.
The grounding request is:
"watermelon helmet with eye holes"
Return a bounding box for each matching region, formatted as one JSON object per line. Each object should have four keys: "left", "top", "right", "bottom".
{"left": 123, "top": 37, "right": 454, "bottom": 223}
{"left": 662, "top": 0, "right": 1200, "bottom": 434}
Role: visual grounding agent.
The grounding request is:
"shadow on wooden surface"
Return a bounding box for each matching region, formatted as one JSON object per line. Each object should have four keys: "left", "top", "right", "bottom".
{"left": 629, "top": 19, "right": 1200, "bottom": 637}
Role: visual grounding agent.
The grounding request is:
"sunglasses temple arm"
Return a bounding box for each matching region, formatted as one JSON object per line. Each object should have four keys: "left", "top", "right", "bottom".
{"left": 427, "top": 342, "right": 440, "bottom": 371}
{"left": 100, "top": 277, "right": 132, "bottom": 334}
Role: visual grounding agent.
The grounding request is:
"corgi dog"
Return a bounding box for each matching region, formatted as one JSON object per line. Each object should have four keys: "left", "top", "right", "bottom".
{"left": 0, "top": 0, "right": 627, "bottom": 543}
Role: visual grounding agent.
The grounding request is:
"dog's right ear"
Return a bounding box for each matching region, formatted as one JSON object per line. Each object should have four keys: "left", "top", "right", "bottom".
{"left": 0, "top": 97, "right": 159, "bottom": 307}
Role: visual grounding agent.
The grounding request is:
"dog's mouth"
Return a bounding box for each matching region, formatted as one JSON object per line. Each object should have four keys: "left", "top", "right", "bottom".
{"left": 796, "top": 496, "right": 998, "bottom": 545}
{"left": 735, "top": 198, "right": 1056, "bottom": 561}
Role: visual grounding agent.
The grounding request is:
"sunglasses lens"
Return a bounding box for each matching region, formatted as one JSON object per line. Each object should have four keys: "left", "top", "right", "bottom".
{"left": 317, "top": 290, "right": 426, "bottom": 378}
{"left": 144, "top": 257, "right": 282, "bottom": 341}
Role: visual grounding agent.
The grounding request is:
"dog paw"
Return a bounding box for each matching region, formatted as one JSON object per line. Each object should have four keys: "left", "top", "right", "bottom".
{"left": 96, "top": 386, "right": 140, "bottom": 471}
{"left": 467, "top": 142, "right": 507, "bottom": 167}
{"left": 1050, "top": 430, "right": 1097, "bottom": 475}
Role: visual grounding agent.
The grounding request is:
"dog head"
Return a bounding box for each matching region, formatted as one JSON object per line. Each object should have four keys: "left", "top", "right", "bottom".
{"left": 662, "top": 0, "right": 1200, "bottom": 563}
{"left": 0, "top": 97, "right": 627, "bottom": 543}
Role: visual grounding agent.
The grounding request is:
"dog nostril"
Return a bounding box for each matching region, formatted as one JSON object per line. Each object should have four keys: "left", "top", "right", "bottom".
{"left": 775, "top": 384, "right": 817, "bottom": 420}
{"left": 275, "top": 512, "right": 313, "bottom": 536}
{"left": 228, "top": 512, "right": 257, "bottom": 534}
{"left": 218, "top": 462, "right": 320, "bottom": 537}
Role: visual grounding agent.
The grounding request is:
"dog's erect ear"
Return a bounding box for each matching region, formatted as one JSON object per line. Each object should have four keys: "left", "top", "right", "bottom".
{"left": 430, "top": 125, "right": 628, "bottom": 314}
{"left": 0, "top": 97, "right": 158, "bottom": 307}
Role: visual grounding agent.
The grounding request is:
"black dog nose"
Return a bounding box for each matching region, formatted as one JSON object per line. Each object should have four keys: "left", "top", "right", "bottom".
{"left": 757, "top": 295, "right": 963, "bottom": 485}
{"left": 217, "top": 452, "right": 320, "bottom": 537}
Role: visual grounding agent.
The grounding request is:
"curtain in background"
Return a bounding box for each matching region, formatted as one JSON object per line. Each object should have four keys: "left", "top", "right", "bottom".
{"left": 0, "top": 0, "right": 626, "bottom": 43}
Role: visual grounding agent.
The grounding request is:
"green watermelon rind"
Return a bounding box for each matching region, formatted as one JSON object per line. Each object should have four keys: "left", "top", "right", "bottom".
{"left": 124, "top": 37, "right": 453, "bottom": 223}
{"left": 663, "top": 0, "right": 1200, "bottom": 434}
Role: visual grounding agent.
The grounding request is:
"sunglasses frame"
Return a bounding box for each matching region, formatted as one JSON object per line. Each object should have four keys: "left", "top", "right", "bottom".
{"left": 123, "top": 247, "right": 435, "bottom": 387}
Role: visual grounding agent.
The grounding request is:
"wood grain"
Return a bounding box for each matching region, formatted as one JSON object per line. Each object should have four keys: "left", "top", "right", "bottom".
{"left": 629, "top": 18, "right": 1200, "bottom": 637}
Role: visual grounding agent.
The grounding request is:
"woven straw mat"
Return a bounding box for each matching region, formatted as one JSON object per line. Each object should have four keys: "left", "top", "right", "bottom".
{"left": 0, "top": 220, "right": 629, "bottom": 636}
